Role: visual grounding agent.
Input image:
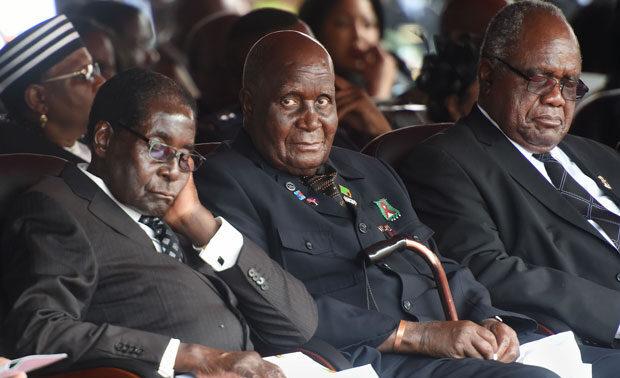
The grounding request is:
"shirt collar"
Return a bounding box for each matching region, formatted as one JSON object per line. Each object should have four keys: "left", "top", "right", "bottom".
{"left": 77, "top": 163, "right": 142, "bottom": 222}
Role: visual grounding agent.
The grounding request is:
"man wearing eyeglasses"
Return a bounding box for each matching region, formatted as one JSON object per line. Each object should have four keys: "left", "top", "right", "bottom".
{"left": 1, "top": 68, "right": 317, "bottom": 377}
{"left": 399, "top": 0, "right": 620, "bottom": 349}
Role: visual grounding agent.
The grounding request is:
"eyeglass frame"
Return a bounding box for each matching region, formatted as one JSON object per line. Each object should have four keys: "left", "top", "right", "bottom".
{"left": 112, "top": 121, "right": 206, "bottom": 173}
{"left": 41, "top": 62, "right": 101, "bottom": 83}
{"left": 483, "top": 55, "right": 588, "bottom": 101}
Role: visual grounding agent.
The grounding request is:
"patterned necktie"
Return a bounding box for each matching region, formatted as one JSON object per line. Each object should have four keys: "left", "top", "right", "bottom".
{"left": 138, "top": 215, "right": 185, "bottom": 262}
{"left": 301, "top": 166, "right": 344, "bottom": 206}
{"left": 533, "top": 152, "right": 620, "bottom": 249}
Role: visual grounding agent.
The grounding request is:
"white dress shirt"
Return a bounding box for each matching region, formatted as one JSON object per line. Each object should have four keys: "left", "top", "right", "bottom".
{"left": 477, "top": 105, "right": 620, "bottom": 338}
{"left": 64, "top": 140, "right": 92, "bottom": 162}
{"left": 77, "top": 164, "right": 243, "bottom": 376}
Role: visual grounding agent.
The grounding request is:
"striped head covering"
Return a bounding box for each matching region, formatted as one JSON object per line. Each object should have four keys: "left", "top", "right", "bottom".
{"left": 0, "top": 14, "right": 84, "bottom": 95}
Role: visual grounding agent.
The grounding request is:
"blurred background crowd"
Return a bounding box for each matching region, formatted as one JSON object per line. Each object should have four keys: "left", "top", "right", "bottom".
{"left": 1, "top": 0, "right": 619, "bottom": 154}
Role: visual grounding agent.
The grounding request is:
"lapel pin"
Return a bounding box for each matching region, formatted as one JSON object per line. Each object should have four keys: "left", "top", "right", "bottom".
{"left": 339, "top": 185, "right": 352, "bottom": 198}
{"left": 378, "top": 224, "right": 395, "bottom": 237}
{"left": 306, "top": 197, "right": 319, "bottom": 206}
{"left": 293, "top": 190, "right": 306, "bottom": 201}
{"left": 343, "top": 196, "right": 358, "bottom": 206}
{"left": 285, "top": 182, "right": 296, "bottom": 191}
{"left": 374, "top": 198, "right": 401, "bottom": 221}
{"left": 598, "top": 175, "right": 612, "bottom": 190}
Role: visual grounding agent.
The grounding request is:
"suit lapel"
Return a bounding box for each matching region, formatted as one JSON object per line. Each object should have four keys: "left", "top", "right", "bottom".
{"left": 62, "top": 164, "right": 154, "bottom": 250}
{"left": 467, "top": 108, "right": 608, "bottom": 243}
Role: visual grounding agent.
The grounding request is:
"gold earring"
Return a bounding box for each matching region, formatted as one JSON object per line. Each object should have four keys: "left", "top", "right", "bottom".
{"left": 39, "top": 114, "right": 48, "bottom": 129}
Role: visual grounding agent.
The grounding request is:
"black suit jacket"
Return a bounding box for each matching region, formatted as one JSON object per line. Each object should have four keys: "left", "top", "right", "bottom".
{"left": 196, "top": 131, "right": 535, "bottom": 352}
{"left": 399, "top": 106, "right": 620, "bottom": 346}
{"left": 1, "top": 164, "right": 317, "bottom": 373}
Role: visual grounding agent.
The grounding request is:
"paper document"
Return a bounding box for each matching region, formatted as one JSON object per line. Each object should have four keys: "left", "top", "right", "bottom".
{"left": 0, "top": 353, "right": 67, "bottom": 377}
{"left": 517, "top": 331, "right": 591, "bottom": 378}
{"left": 264, "top": 352, "right": 378, "bottom": 377}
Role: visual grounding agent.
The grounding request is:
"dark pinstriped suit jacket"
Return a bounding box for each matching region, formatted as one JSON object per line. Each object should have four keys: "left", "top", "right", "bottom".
{"left": 1, "top": 164, "right": 317, "bottom": 374}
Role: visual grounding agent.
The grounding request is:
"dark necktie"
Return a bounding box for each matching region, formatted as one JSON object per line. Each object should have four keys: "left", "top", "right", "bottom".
{"left": 138, "top": 215, "right": 185, "bottom": 262}
{"left": 533, "top": 152, "right": 620, "bottom": 249}
{"left": 301, "top": 167, "right": 344, "bottom": 206}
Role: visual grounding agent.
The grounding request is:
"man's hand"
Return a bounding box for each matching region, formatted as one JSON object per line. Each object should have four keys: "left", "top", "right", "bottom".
{"left": 480, "top": 318, "right": 520, "bottom": 362}
{"left": 381, "top": 320, "right": 506, "bottom": 360}
{"left": 165, "top": 174, "right": 220, "bottom": 246}
{"left": 175, "top": 343, "right": 285, "bottom": 378}
{"left": 335, "top": 76, "right": 392, "bottom": 138}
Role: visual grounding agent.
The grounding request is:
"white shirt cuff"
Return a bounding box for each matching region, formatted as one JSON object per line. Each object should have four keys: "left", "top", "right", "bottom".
{"left": 195, "top": 216, "right": 243, "bottom": 271}
{"left": 158, "top": 338, "right": 180, "bottom": 378}
{"left": 615, "top": 324, "right": 620, "bottom": 339}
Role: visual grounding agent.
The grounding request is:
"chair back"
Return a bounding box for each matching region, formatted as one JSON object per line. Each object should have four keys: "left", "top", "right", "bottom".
{"left": 361, "top": 123, "right": 453, "bottom": 166}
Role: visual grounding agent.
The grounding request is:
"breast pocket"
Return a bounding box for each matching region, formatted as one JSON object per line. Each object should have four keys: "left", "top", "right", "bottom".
{"left": 277, "top": 228, "right": 343, "bottom": 281}
{"left": 278, "top": 229, "right": 333, "bottom": 255}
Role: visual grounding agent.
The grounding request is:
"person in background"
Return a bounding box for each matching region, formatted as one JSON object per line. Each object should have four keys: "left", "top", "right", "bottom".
{"left": 76, "top": 1, "right": 160, "bottom": 71}
{"left": 189, "top": 8, "right": 312, "bottom": 143}
{"left": 0, "top": 14, "right": 104, "bottom": 163}
{"left": 70, "top": 17, "right": 118, "bottom": 80}
{"left": 300, "top": 0, "right": 394, "bottom": 148}
{"left": 416, "top": 35, "right": 479, "bottom": 123}
{"left": 299, "top": 0, "right": 397, "bottom": 101}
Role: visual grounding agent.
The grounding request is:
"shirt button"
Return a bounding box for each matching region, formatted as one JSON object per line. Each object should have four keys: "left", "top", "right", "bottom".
{"left": 616, "top": 273, "right": 620, "bottom": 282}
{"left": 248, "top": 268, "right": 257, "bottom": 278}
{"left": 256, "top": 277, "right": 265, "bottom": 285}
{"left": 305, "top": 241, "right": 313, "bottom": 250}
{"left": 403, "top": 300, "right": 412, "bottom": 311}
{"left": 358, "top": 223, "right": 368, "bottom": 233}
{"left": 261, "top": 283, "right": 269, "bottom": 291}
{"left": 413, "top": 235, "right": 420, "bottom": 241}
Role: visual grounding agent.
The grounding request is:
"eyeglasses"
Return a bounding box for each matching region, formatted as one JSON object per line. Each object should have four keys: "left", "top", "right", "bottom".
{"left": 485, "top": 56, "right": 588, "bottom": 101}
{"left": 113, "top": 121, "right": 205, "bottom": 173}
{"left": 42, "top": 62, "right": 101, "bottom": 83}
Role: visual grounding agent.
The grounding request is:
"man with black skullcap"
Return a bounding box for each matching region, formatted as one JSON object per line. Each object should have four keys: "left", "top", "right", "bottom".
{"left": 0, "top": 14, "right": 104, "bottom": 162}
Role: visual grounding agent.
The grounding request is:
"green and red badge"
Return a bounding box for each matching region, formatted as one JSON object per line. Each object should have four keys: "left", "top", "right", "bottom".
{"left": 374, "top": 198, "right": 401, "bottom": 221}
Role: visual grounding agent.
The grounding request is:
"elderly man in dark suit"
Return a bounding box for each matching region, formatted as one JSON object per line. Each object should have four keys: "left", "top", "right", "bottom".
{"left": 194, "top": 30, "right": 574, "bottom": 377}
{"left": 399, "top": 0, "right": 620, "bottom": 349}
{"left": 1, "top": 68, "right": 317, "bottom": 377}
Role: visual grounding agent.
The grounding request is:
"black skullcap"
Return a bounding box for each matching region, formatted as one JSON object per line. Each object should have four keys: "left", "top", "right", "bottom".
{"left": 0, "top": 14, "right": 84, "bottom": 95}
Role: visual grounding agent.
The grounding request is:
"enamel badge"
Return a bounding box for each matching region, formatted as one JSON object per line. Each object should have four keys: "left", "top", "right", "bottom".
{"left": 339, "top": 185, "right": 352, "bottom": 198}
{"left": 293, "top": 190, "right": 306, "bottom": 201}
{"left": 598, "top": 175, "right": 612, "bottom": 190}
{"left": 374, "top": 198, "right": 401, "bottom": 221}
{"left": 306, "top": 197, "right": 319, "bottom": 206}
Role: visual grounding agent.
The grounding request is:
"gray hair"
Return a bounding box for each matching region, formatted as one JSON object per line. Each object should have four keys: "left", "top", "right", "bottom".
{"left": 481, "top": 0, "right": 570, "bottom": 62}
